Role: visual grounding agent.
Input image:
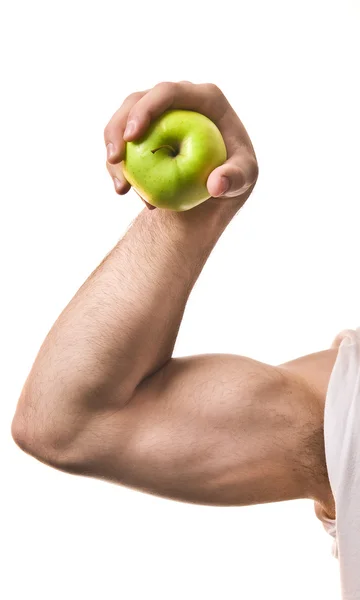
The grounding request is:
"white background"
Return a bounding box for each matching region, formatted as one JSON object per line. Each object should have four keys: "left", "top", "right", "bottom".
{"left": 1, "top": 1, "right": 359, "bottom": 598}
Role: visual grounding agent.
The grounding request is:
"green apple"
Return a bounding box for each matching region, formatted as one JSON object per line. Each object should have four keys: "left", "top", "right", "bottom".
{"left": 123, "top": 109, "right": 227, "bottom": 211}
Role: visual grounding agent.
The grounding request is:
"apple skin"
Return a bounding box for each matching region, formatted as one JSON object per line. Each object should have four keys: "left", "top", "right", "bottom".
{"left": 123, "top": 109, "right": 227, "bottom": 211}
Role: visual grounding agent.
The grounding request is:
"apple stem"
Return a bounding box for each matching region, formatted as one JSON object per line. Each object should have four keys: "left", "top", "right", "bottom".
{"left": 151, "top": 145, "right": 178, "bottom": 156}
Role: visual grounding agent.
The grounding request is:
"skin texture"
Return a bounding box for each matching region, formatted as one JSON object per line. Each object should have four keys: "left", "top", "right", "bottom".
{"left": 12, "top": 81, "right": 335, "bottom": 521}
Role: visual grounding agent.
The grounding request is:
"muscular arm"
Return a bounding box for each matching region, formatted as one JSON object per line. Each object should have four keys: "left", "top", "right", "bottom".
{"left": 12, "top": 82, "right": 334, "bottom": 513}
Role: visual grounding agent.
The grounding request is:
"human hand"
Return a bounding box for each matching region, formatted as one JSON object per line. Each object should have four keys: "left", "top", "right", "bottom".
{"left": 104, "top": 81, "right": 258, "bottom": 209}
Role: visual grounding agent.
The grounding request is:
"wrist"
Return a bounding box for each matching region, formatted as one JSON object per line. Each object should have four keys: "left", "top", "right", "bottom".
{"left": 150, "top": 186, "right": 253, "bottom": 239}
{"left": 145, "top": 201, "right": 234, "bottom": 255}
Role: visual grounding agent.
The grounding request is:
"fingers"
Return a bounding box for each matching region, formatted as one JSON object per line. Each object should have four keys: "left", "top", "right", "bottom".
{"left": 104, "top": 81, "right": 258, "bottom": 207}
{"left": 123, "top": 81, "right": 228, "bottom": 142}
{"left": 106, "top": 161, "right": 131, "bottom": 195}
{"left": 106, "top": 161, "right": 155, "bottom": 210}
{"left": 104, "top": 91, "right": 147, "bottom": 164}
{"left": 207, "top": 152, "right": 259, "bottom": 198}
{"left": 104, "top": 82, "right": 253, "bottom": 166}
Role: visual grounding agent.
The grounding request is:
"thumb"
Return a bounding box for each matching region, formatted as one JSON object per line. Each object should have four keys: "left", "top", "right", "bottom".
{"left": 207, "top": 153, "right": 258, "bottom": 198}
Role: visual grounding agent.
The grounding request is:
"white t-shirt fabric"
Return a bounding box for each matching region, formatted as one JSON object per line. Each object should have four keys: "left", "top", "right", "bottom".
{"left": 316, "top": 328, "right": 360, "bottom": 599}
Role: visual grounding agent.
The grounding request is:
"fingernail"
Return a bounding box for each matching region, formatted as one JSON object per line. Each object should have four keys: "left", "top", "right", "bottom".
{"left": 219, "top": 176, "right": 230, "bottom": 195}
{"left": 106, "top": 142, "right": 115, "bottom": 161}
{"left": 124, "top": 120, "right": 136, "bottom": 139}
{"left": 113, "top": 177, "right": 121, "bottom": 191}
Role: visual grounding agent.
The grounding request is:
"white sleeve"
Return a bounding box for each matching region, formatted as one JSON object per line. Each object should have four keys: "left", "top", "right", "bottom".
{"left": 321, "top": 328, "right": 360, "bottom": 599}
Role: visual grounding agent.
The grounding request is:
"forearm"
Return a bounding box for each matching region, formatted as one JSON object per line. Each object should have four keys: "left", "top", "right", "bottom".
{"left": 17, "top": 196, "right": 244, "bottom": 423}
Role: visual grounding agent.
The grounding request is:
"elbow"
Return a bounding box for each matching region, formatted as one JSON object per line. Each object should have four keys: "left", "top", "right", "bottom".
{"left": 11, "top": 380, "right": 122, "bottom": 475}
{"left": 11, "top": 398, "right": 39, "bottom": 457}
{"left": 11, "top": 409, "right": 57, "bottom": 467}
{"left": 11, "top": 400, "right": 79, "bottom": 472}
{"left": 11, "top": 413, "right": 30, "bottom": 454}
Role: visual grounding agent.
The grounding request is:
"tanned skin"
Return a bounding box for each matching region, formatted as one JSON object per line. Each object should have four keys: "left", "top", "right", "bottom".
{"left": 12, "top": 81, "right": 336, "bottom": 520}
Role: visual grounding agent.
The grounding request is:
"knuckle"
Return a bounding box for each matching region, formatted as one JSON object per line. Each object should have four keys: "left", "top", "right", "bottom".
{"left": 105, "top": 92, "right": 144, "bottom": 140}
{"left": 125, "top": 91, "right": 141, "bottom": 104}
{"left": 103, "top": 124, "right": 112, "bottom": 140}
{"left": 204, "top": 83, "right": 223, "bottom": 98}
{"left": 155, "top": 81, "right": 176, "bottom": 95}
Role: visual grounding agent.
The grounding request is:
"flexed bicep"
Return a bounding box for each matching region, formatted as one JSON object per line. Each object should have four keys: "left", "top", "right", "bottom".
{"left": 69, "top": 354, "right": 323, "bottom": 507}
